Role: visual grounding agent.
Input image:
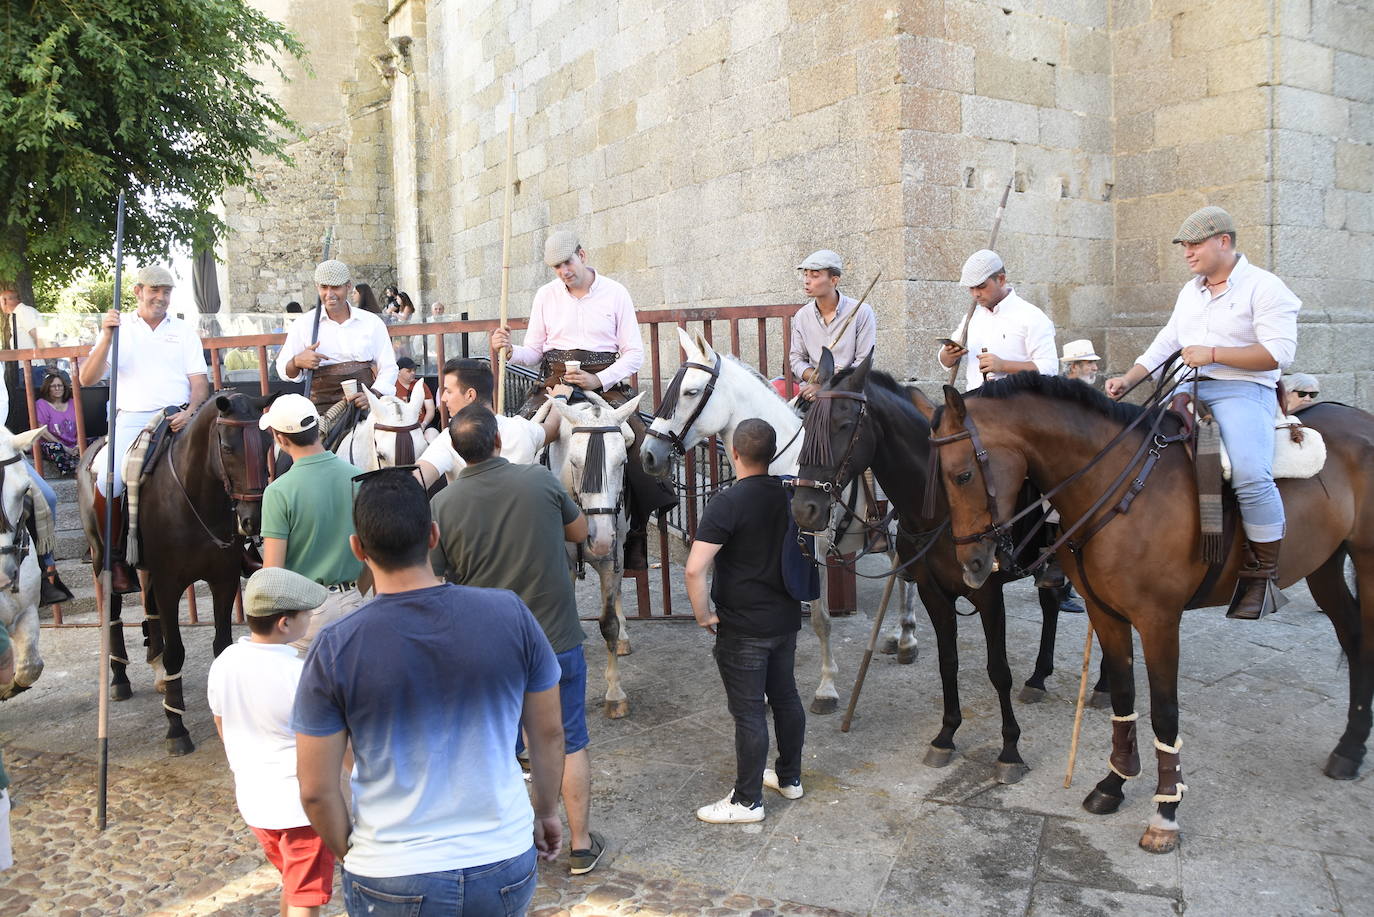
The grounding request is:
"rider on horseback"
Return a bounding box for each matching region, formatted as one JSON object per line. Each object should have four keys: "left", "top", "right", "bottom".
{"left": 79, "top": 265, "right": 209, "bottom": 594}
{"left": 1106, "top": 206, "right": 1301, "bottom": 620}
{"left": 789, "top": 250, "right": 876, "bottom": 405}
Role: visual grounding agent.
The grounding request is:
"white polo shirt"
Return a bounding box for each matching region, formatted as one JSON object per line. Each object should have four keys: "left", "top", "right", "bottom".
{"left": 1136, "top": 255, "right": 1299, "bottom": 388}
{"left": 2, "top": 303, "right": 41, "bottom": 349}
{"left": 944, "top": 289, "right": 1057, "bottom": 390}
{"left": 276, "top": 305, "right": 399, "bottom": 394}
{"left": 95, "top": 313, "right": 207, "bottom": 412}
{"left": 419, "top": 412, "right": 546, "bottom": 479}
{"left": 206, "top": 637, "right": 311, "bottom": 830}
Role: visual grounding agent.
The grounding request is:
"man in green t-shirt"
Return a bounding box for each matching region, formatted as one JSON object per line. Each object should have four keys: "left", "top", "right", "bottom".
{"left": 0, "top": 620, "right": 13, "bottom": 871}
{"left": 430, "top": 404, "right": 608, "bottom": 876}
{"left": 259, "top": 394, "right": 368, "bottom": 655}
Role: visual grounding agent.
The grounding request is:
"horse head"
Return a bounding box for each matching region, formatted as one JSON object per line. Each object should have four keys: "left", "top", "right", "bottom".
{"left": 643, "top": 327, "right": 731, "bottom": 477}
{"left": 213, "top": 393, "right": 275, "bottom": 537}
{"left": 552, "top": 391, "right": 643, "bottom": 559}
{"left": 918, "top": 385, "right": 1026, "bottom": 589}
{"left": 0, "top": 427, "right": 42, "bottom": 592}
{"left": 363, "top": 387, "right": 425, "bottom": 469}
{"left": 791, "top": 347, "right": 876, "bottom": 532}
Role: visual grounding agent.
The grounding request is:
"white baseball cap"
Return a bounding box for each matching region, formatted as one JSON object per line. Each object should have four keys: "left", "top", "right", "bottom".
{"left": 258, "top": 393, "right": 320, "bottom": 434}
{"left": 959, "top": 250, "right": 1005, "bottom": 287}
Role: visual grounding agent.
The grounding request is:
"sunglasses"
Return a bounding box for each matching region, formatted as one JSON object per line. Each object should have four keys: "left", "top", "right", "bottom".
{"left": 350, "top": 465, "right": 420, "bottom": 494}
{"left": 1294, "top": 391, "right": 1318, "bottom": 398}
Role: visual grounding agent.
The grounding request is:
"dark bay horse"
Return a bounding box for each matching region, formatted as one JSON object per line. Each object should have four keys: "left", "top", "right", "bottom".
{"left": 78, "top": 392, "right": 274, "bottom": 755}
{"left": 791, "top": 352, "right": 1094, "bottom": 783}
{"left": 920, "top": 373, "right": 1373, "bottom": 853}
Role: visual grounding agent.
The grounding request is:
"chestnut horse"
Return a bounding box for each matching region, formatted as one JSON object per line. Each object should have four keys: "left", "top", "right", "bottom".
{"left": 78, "top": 392, "right": 274, "bottom": 755}
{"left": 920, "top": 373, "right": 1372, "bottom": 853}
{"left": 790, "top": 352, "right": 1098, "bottom": 783}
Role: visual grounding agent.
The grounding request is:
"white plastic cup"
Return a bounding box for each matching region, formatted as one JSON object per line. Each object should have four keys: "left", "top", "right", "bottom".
{"left": 341, "top": 379, "right": 359, "bottom": 397}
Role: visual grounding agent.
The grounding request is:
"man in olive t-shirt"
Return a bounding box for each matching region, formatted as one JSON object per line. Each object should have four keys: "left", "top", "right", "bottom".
{"left": 259, "top": 394, "right": 367, "bottom": 655}
{"left": 429, "top": 404, "right": 607, "bottom": 876}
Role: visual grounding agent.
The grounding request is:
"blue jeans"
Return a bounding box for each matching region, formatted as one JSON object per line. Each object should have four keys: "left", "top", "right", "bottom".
{"left": 713, "top": 629, "right": 806, "bottom": 807}
{"left": 343, "top": 847, "right": 537, "bottom": 917}
{"left": 1190, "top": 379, "right": 1285, "bottom": 542}
{"left": 23, "top": 458, "right": 56, "bottom": 568}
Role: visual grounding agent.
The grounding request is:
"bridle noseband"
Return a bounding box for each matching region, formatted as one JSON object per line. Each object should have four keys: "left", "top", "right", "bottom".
{"left": 375, "top": 420, "right": 423, "bottom": 467}
{"left": 792, "top": 390, "right": 869, "bottom": 495}
{"left": 928, "top": 418, "right": 1007, "bottom": 549}
{"left": 169, "top": 409, "right": 272, "bottom": 550}
{"left": 570, "top": 424, "right": 625, "bottom": 516}
{"left": 646, "top": 352, "right": 722, "bottom": 455}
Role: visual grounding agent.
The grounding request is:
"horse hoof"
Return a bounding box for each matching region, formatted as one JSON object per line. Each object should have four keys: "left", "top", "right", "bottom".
{"left": 878, "top": 635, "right": 899, "bottom": 655}
{"left": 810, "top": 696, "right": 838, "bottom": 715}
{"left": 1082, "top": 788, "right": 1124, "bottom": 815}
{"left": 1139, "top": 824, "right": 1180, "bottom": 854}
{"left": 166, "top": 734, "right": 195, "bottom": 757}
{"left": 924, "top": 745, "right": 955, "bottom": 768}
{"left": 1017, "top": 685, "right": 1047, "bottom": 704}
{"left": 615, "top": 639, "right": 632, "bottom": 657}
{"left": 111, "top": 682, "right": 133, "bottom": 702}
{"left": 995, "top": 761, "right": 1029, "bottom": 785}
{"left": 896, "top": 646, "right": 918, "bottom": 665}
{"left": 1089, "top": 690, "right": 1112, "bottom": 709}
{"left": 604, "top": 699, "right": 630, "bottom": 719}
{"left": 1324, "top": 751, "right": 1362, "bottom": 781}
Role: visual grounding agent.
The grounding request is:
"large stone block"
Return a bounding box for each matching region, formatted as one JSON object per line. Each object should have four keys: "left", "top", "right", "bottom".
{"left": 1273, "top": 129, "right": 1338, "bottom": 185}
{"left": 1274, "top": 37, "right": 1334, "bottom": 94}
{"left": 1333, "top": 50, "right": 1374, "bottom": 103}
{"left": 1154, "top": 90, "right": 1267, "bottom": 146}
{"left": 1311, "top": 0, "right": 1374, "bottom": 57}
{"left": 1274, "top": 86, "right": 1350, "bottom": 136}
{"left": 1041, "top": 0, "right": 1108, "bottom": 29}
{"left": 961, "top": 95, "right": 1040, "bottom": 144}
{"left": 897, "top": 34, "right": 976, "bottom": 94}
{"left": 789, "top": 53, "right": 858, "bottom": 116}
{"left": 1055, "top": 67, "right": 1110, "bottom": 116}
{"left": 1173, "top": 133, "right": 1269, "bottom": 190}
{"left": 1114, "top": 148, "right": 1180, "bottom": 200}
{"left": 676, "top": 20, "right": 729, "bottom": 77}
{"left": 1112, "top": 19, "right": 1171, "bottom": 71}
{"left": 1173, "top": 1, "right": 1268, "bottom": 57}
{"left": 1037, "top": 108, "right": 1110, "bottom": 153}
{"left": 1112, "top": 59, "right": 1209, "bottom": 118}
{"left": 1335, "top": 141, "right": 1374, "bottom": 190}
{"left": 722, "top": 34, "right": 781, "bottom": 96}
{"left": 899, "top": 86, "right": 963, "bottom": 133}
{"left": 728, "top": 0, "right": 787, "bottom": 54}
{"left": 975, "top": 53, "right": 1055, "bottom": 108}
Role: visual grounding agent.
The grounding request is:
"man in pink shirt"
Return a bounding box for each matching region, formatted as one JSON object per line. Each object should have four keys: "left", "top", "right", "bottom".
{"left": 492, "top": 231, "right": 674, "bottom": 569}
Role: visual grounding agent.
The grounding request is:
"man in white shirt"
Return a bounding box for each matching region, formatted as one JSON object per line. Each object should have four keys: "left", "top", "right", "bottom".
{"left": 1106, "top": 206, "right": 1300, "bottom": 620}
{"left": 938, "top": 250, "right": 1058, "bottom": 391}
{"left": 0, "top": 285, "right": 41, "bottom": 436}
{"left": 276, "top": 260, "right": 398, "bottom": 413}
{"left": 415, "top": 359, "right": 562, "bottom": 489}
{"left": 80, "top": 265, "right": 209, "bottom": 592}
{"left": 789, "top": 250, "right": 877, "bottom": 403}
{"left": 491, "top": 231, "right": 675, "bottom": 569}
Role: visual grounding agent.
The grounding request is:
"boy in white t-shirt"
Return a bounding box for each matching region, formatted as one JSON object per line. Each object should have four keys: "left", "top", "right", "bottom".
{"left": 208, "top": 568, "right": 336, "bottom": 916}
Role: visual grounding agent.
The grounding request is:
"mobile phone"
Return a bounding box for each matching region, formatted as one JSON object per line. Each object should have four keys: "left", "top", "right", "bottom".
{"left": 936, "top": 338, "right": 962, "bottom": 348}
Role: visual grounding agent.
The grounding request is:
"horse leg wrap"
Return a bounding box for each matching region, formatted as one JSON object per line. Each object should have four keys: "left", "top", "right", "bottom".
{"left": 1151, "top": 737, "right": 1187, "bottom": 803}
{"left": 1108, "top": 712, "right": 1141, "bottom": 779}
{"left": 162, "top": 702, "right": 187, "bottom": 716}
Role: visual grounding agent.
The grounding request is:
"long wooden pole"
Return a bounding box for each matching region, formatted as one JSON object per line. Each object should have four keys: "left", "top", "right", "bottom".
{"left": 946, "top": 176, "right": 1014, "bottom": 387}
{"left": 840, "top": 571, "right": 898, "bottom": 733}
{"left": 97, "top": 191, "right": 127, "bottom": 830}
{"left": 496, "top": 84, "right": 516, "bottom": 415}
{"left": 1063, "top": 620, "right": 1095, "bottom": 788}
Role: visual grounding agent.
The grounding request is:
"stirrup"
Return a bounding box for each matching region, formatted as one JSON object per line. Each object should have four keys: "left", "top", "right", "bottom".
{"left": 1225, "top": 577, "right": 1287, "bottom": 620}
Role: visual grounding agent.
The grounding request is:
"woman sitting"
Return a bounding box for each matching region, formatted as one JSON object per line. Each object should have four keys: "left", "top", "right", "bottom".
{"left": 34, "top": 373, "right": 80, "bottom": 476}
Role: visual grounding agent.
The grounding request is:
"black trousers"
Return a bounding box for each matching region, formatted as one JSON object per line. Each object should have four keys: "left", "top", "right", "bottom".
{"left": 713, "top": 629, "right": 806, "bottom": 806}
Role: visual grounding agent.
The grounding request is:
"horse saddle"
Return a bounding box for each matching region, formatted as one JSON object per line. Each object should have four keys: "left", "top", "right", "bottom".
{"left": 1169, "top": 393, "right": 1326, "bottom": 481}
{"left": 87, "top": 408, "right": 179, "bottom": 490}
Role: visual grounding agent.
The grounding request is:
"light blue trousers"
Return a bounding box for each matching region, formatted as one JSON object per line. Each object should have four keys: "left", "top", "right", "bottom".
{"left": 95, "top": 409, "right": 160, "bottom": 499}
{"left": 1190, "top": 379, "right": 1285, "bottom": 543}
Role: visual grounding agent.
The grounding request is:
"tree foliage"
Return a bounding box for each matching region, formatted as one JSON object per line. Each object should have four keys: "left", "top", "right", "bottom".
{"left": 0, "top": 1, "right": 304, "bottom": 295}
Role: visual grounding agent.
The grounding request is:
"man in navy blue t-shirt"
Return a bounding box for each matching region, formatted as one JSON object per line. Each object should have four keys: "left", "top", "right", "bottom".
{"left": 685, "top": 417, "right": 807, "bottom": 824}
{"left": 293, "top": 468, "right": 566, "bottom": 915}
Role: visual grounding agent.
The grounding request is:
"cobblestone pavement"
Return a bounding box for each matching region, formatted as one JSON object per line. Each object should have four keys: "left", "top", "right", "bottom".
{"left": 3, "top": 555, "right": 1372, "bottom": 915}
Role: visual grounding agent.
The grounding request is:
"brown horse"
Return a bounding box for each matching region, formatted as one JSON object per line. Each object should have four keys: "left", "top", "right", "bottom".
{"left": 919, "top": 372, "right": 1373, "bottom": 853}
{"left": 790, "top": 352, "right": 1101, "bottom": 784}
{"left": 78, "top": 392, "right": 274, "bottom": 755}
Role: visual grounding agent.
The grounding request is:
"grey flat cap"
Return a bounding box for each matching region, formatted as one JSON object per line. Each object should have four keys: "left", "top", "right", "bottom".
{"left": 1172, "top": 206, "right": 1236, "bottom": 244}
{"left": 135, "top": 265, "right": 176, "bottom": 287}
{"left": 314, "top": 259, "right": 352, "bottom": 286}
{"left": 959, "top": 249, "right": 1005, "bottom": 287}
{"left": 544, "top": 230, "right": 581, "bottom": 267}
{"left": 796, "top": 250, "right": 843, "bottom": 273}
{"left": 243, "top": 567, "right": 327, "bottom": 617}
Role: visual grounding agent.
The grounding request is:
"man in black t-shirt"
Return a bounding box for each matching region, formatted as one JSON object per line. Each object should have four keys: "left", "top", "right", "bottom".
{"left": 686, "top": 418, "right": 806, "bottom": 824}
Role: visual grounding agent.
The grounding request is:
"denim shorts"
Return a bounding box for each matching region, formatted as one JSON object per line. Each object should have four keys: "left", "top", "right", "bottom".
{"left": 518, "top": 644, "right": 589, "bottom": 755}
{"left": 343, "top": 846, "right": 537, "bottom": 917}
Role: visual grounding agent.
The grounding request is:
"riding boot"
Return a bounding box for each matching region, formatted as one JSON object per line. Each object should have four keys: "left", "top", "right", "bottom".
{"left": 105, "top": 499, "right": 139, "bottom": 595}
{"left": 240, "top": 540, "right": 264, "bottom": 577}
{"left": 624, "top": 526, "right": 649, "bottom": 571}
{"left": 41, "top": 566, "right": 75, "bottom": 606}
{"left": 1226, "top": 539, "right": 1286, "bottom": 620}
{"left": 1057, "top": 584, "right": 1084, "bottom": 614}
{"left": 1035, "top": 524, "right": 1068, "bottom": 589}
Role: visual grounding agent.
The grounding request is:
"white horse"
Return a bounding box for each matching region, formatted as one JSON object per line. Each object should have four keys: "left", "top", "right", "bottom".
{"left": 642, "top": 327, "right": 916, "bottom": 714}
{"left": 0, "top": 427, "right": 48, "bottom": 699}
{"left": 336, "top": 385, "right": 428, "bottom": 471}
{"left": 547, "top": 390, "right": 644, "bottom": 719}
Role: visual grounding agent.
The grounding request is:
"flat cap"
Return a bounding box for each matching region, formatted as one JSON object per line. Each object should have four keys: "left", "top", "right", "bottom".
{"left": 314, "top": 259, "right": 352, "bottom": 286}
{"left": 796, "top": 249, "right": 843, "bottom": 273}
{"left": 959, "top": 249, "right": 1005, "bottom": 287}
{"left": 258, "top": 393, "right": 320, "bottom": 434}
{"left": 134, "top": 265, "right": 176, "bottom": 288}
{"left": 544, "top": 230, "right": 581, "bottom": 267}
{"left": 243, "top": 567, "right": 327, "bottom": 618}
{"left": 1172, "top": 206, "right": 1235, "bottom": 244}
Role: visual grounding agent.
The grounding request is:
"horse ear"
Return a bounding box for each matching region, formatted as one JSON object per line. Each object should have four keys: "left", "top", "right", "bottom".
{"left": 677, "top": 325, "right": 698, "bottom": 360}
{"left": 846, "top": 349, "right": 874, "bottom": 389}
{"left": 364, "top": 388, "right": 384, "bottom": 415}
{"left": 611, "top": 392, "right": 644, "bottom": 428}
{"left": 816, "top": 348, "right": 836, "bottom": 385}
{"left": 694, "top": 329, "right": 716, "bottom": 360}
{"left": 12, "top": 426, "right": 44, "bottom": 452}
{"left": 942, "top": 384, "right": 967, "bottom": 424}
{"left": 551, "top": 398, "right": 579, "bottom": 427}
{"left": 407, "top": 380, "right": 425, "bottom": 406}
{"left": 215, "top": 395, "right": 233, "bottom": 413}
{"left": 907, "top": 385, "right": 937, "bottom": 421}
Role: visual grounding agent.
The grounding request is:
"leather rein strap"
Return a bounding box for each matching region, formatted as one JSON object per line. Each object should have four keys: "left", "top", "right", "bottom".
{"left": 168, "top": 414, "right": 271, "bottom": 550}
{"left": 792, "top": 390, "right": 869, "bottom": 495}
{"left": 646, "top": 353, "right": 722, "bottom": 455}
{"left": 375, "top": 420, "right": 422, "bottom": 467}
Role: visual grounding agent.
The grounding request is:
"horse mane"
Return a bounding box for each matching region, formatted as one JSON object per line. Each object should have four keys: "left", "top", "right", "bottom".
{"left": 971, "top": 372, "right": 1148, "bottom": 425}
{"left": 798, "top": 366, "right": 926, "bottom": 468}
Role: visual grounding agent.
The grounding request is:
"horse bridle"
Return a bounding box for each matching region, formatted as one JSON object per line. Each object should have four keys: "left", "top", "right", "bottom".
{"left": 375, "top": 420, "right": 422, "bottom": 467}
{"left": 571, "top": 424, "right": 625, "bottom": 516}
{"left": 928, "top": 414, "right": 1015, "bottom": 553}
{"left": 792, "top": 391, "right": 869, "bottom": 495}
{"left": 170, "top": 413, "right": 271, "bottom": 549}
{"left": 0, "top": 453, "right": 31, "bottom": 592}
{"left": 646, "top": 352, "right": 722, "bottom": 455}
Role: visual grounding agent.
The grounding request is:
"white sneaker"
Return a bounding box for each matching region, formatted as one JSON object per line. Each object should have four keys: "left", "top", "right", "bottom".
{"left": 763, "top": 769, "right": 804, "bottom": 800}
{"left": 695, "top": 793, "right": 765, "bottom": 824}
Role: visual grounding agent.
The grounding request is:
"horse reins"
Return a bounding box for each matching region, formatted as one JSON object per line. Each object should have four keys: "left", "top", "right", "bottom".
{"left": 169, "top": 413, "right": 272, "bottom": 550}
{"left": 647, "top": 352, "right": 722, "bottom": 456}
{"left": 0, "top": 453, "right": 31, "bottom": 592}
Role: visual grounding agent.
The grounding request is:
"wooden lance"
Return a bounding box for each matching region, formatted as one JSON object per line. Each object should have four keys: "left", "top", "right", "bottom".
{"left": 97, "top": 190, "right": 127, "bottom": 830}
{"left": 946, "top": 176, "right": 1014, "bottom": 388}
{"left": 496, "top": 84, "right": 516, "bottom": 415}
{"left": 1063, "top": 620, "right": 1096, "bottom": 788}
{"left": 300, "top": 226, "right": 334, "bottom": 400}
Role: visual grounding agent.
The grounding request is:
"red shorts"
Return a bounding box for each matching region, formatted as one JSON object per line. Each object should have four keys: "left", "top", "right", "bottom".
{"left": 250, "top": 825, "right": 336, "bottom": 906}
